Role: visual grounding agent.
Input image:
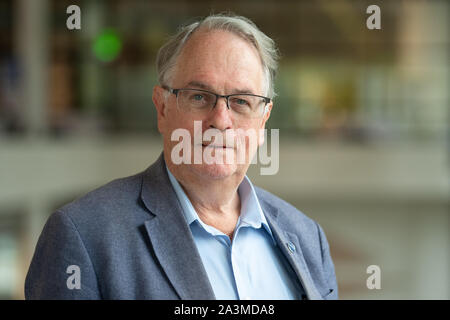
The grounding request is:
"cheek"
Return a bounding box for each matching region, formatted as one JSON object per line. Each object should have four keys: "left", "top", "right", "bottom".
{"left": 233, "top": 124, "right": 264, "bottom": 154}
{"left": 164, "top": 111, "right": 198, "bottom": 140}
{"left": 165, "top": 107, "right": 183, "bottom": 129}
{"left": 242, "top": 121, "right": 265, "bottom": 143}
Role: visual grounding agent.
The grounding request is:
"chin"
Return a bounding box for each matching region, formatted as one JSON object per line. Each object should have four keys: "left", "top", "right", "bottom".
{"left": 191, "top": 162, "right": 239, "bottom": 180}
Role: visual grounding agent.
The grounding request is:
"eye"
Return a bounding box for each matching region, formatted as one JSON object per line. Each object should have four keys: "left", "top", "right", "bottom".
{"left": 236, "top": 99, "right": 249, "bottom": 105}
{"left": 192, "top": 94, "right": 204, "bottom": 101}
{"left": 231, "top": 97, "right": 250, "bottom": 106}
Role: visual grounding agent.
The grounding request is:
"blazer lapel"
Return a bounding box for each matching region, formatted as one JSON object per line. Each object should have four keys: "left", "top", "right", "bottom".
{"left": 259, "top": 198, "right": 323, "bottom": 300}
{"left": 140, "top": 153, "right": 215, "bottom": 300}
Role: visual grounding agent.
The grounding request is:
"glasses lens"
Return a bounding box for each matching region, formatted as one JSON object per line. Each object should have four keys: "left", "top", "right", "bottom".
{"left": 229, "top": 95, "right": 265, "bottom": 118}
{"left": 177, "top": 89, "right": 216, "bottom": 113}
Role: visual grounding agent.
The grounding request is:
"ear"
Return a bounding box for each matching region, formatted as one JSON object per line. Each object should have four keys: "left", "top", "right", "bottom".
{"left": 152, "top": 85, "right": 168, "bottom": 133}
{"left": 261, "top": 102, "right": 272, "bottom": 126}
{"left": 258, "top": 101, "right": 273, "bottom": 146}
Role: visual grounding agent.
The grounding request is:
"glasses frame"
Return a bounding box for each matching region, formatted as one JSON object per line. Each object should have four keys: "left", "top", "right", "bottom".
{"left": 162, "top": 85, "right": 271, "bottom": 118}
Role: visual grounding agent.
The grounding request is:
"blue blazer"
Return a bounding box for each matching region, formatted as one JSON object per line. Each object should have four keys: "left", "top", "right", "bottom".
{"left": 25, "top": 153, "right": 338, "bottom": 300}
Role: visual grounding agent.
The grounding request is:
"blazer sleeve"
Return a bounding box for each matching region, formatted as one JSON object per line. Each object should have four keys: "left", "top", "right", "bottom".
{"left": 315, "top": 221, "right": 339, "bottom": 300}
{"left": 25, "top": 211, "right": 101, "bottom": 299}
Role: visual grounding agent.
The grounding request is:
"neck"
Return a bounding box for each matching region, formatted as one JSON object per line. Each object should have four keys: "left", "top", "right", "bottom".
{"left": 174, "top": 168, "right": 242, "bottom": 213}
{"left": 166, "top": 164, "right": 244, "bottom": 218}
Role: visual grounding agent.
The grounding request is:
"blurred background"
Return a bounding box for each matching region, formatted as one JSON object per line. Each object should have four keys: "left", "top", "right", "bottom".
{"left": 0, "top": 0, "right": 449, "bottom": 299}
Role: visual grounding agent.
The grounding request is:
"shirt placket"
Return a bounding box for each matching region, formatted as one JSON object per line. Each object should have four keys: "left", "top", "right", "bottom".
{"left": 229, "top": 225, "right": 253, "bottom": 300}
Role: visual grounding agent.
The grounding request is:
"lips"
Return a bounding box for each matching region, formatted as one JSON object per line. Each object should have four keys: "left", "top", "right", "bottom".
{"left": 202, "top": 143, "right": 229, "bottom": 149}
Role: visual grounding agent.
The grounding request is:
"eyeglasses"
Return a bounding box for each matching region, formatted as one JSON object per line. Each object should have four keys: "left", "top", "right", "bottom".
{"left": 162, "top": 86, "right": 271, "bottom": 119}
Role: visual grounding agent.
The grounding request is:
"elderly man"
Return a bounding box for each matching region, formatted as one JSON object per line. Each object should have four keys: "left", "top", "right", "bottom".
{"left": 25, "top": 14, "right": 338, "bottom": 300}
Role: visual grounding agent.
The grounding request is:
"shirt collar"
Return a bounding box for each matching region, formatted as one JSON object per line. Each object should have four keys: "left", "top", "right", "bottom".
{"left": 166, "top": 165, "right": 198, "bottom": 225}
{"left": 165, "top": 164, "right": 274, "bottom": 241}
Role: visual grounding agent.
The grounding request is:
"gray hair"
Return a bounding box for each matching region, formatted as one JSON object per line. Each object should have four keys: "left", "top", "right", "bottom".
{"left": 156, "top": 13, "right": 280, "bottom": 99}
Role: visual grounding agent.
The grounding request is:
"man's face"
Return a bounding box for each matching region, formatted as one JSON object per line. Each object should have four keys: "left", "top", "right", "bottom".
{"left": 154, "top": 29, "right": 272, "bottom": 180}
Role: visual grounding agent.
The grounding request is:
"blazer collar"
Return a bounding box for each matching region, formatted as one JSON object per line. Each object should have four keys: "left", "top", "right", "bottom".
{"left": 258, "top": 196, "right": 323, "bottom": 300}
{"left": 140, "top": 152, "right": 216, "bottom": 300}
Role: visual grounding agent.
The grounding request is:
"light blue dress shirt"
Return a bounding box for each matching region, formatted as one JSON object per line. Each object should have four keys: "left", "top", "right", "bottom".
{"left": 166, "top": 166, "right": 303, "bottom": 300}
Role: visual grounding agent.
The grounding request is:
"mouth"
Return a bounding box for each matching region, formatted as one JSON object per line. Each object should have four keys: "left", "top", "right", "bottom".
{"left": 201, "top": 143, "right": 230, "bottom": 149}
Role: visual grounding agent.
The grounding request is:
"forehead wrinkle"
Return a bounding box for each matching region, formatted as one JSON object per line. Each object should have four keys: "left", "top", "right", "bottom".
{"left": 174, "top": 29, "right": 264, "bottom": 95}
{"left": 185, "top": 80, "right": 257, "bottom": 95}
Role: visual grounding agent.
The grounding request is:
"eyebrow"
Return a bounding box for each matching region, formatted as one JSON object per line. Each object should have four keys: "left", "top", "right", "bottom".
{"left": 186, "top": 81, "right": 256, "bottom": 95}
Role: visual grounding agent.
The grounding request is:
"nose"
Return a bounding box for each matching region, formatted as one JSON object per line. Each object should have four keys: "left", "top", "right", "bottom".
{"left": 207, "top": 96, "right": 233, "bottom": 130}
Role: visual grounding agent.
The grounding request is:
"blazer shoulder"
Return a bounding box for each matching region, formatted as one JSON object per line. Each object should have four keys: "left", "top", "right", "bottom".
{"left": 57, "top": 169, "right": 148, "bottom": 224}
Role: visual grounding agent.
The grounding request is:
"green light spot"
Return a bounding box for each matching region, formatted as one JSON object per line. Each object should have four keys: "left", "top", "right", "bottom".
{"left": 93, "top": 29, "right": 122, "bottom": 62}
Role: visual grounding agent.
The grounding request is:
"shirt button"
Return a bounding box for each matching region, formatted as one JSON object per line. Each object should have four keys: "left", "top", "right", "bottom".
{"left": 287, "top": 241, "right": 296, "bottom": 253}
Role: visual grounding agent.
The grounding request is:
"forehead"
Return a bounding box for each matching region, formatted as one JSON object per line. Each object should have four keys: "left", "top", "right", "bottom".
{"left": 172, "top": 29, "right": 264, "bottom": 94}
